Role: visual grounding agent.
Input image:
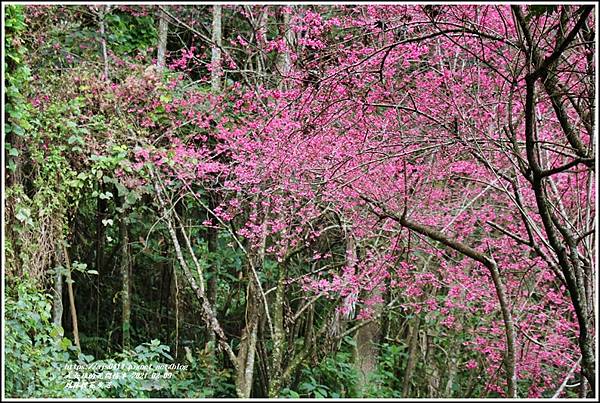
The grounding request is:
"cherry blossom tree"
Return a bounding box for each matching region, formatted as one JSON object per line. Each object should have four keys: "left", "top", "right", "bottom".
{"left": 6, "top": 3, "right": 595, "bottom": 398}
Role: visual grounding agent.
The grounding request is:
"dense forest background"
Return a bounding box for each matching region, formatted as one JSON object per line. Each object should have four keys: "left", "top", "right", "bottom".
{"left": 3, "top": 3, "right": 597, "bottom": 399}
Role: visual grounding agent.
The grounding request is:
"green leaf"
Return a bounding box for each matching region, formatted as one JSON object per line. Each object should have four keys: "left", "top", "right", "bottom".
{"left": 299, "top": 382, "right": 315, "bottom": 392}
{"left": 125, "top": 191, "right": 140, "bottom": 205}
{"left": 12, "top": 124, "right": 25, "bottom": 136}
{"left": 115, "top": 182, "right": 128, "bottom": 197}
{"left": 315, "top": 389, "right": 327, "bottom": 398}
{"left": 99, "top": 191, "right": 113, "bottom": 200}
{"left": 184, "top": 347, "right": 195, "bottom": 364}
{"left": 15, "top": 207, "right": 31, "bottom": 222}
{"left": 284, "top": 389, "right": 300, "bottom": 398}
{"left": 50, "top": 326, "right": 64, "bottom": 338}
{"left": 67, "top": 135, "right": 84, "bottom": 145}
{"left": 60, "top": 337, "right": 72, "bottom": 350}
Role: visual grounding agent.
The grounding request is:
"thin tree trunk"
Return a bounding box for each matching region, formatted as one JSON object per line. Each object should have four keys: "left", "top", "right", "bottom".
{"left": 172, "top": 257, "right": 181, "bottom": 359}
{"left": 255, "top": 9, "right": 268, "bottom": 82}
{"left": 236, "top": 281, "right": 259, "bottom": 398}
{"left": 277, "top": 7, "right": 293, "bottom": 88}
{"left": 156, "top": 7, "right": 168, "bottom": 70}
{"left": 52, "top": 267, "right": 63, "bottom": 328}
{"left": 95, "top": 185, "right": 106, "bottom": 336}
{"left": 206, "top": 194, "right": 218, "bottom": 390}
{"left": 6, "top": 131, "right": 23, "bottom": 189}
{"left": 236, "top": 207, "right": 267, "bottom": 398}
{"left": 62, "top": 242, "right": 81, "bottom": 351}
{"left": 402, "top": 217, "right": 517, "bottom": 397}
{"left": 98, "top": 6, "right": 110, "bottom": 80}
{"left": 211, "top": 5, "right": 222, "bottom": 92}
{"left": 207, "top": 5, "right": 222, "bottom": 384}
{"left": 119, "top": 201, "right": 131, "bottom": 350}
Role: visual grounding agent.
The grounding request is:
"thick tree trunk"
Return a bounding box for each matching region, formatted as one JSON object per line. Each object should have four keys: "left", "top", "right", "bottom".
{"left": 444, "top": 356, "right": 458, "bottom": 397}
{"left": 342, "top": 232, "right": 384, "bottom": 395}
{"left": 402, "top": 316, "right": 421, "bottom": 397}
{"left": 354, "top": 286, "right": 383, "bottom": 395}
{"left": 354, "top": 314, "right": 381, "bottom": 395}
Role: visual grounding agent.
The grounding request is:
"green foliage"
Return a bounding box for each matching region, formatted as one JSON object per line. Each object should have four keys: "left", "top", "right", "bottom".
{"left": 294, "top": 352, "right": 359, "bottom": 398}
{"left": 105, "top": 11, "right": 157, "bottom": 56}
{"left": 5, "top": 91, "right": 94, "bottom": 277}
{"left": 4, "top": 278, "right": 75, "bottom": 397}
{"left": 5, "top": 4, "right": 33, "bottom": 166}
{"left": 72, "top": 340, "right": 175, "bottom": 398}
{"left": 167, "top": 345, "right": 236, "bottom": 397}
{"left": 4, "top": 278, "right": 193, "bottom": 398}
{"left": 363, "top": 342, "right": 407, "bottom": 398}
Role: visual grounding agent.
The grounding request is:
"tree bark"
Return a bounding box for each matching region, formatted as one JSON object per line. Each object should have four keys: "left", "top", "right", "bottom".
{"left": 236, "top": 205, "right": 268, "bottom": 398}
{"left": 61, "top": 242, "right": 81, "bottom": 351}
{"left": 95, "top": 184, "right": 106, "bottom": 335}
{"left": 211, "top": 5, "right": 222, "bottom": 92}
{"left": 97, "top": 6, "right": 110, "bottom": 80}
{"left": 268, "top": 267, "right": 286, "bottom": 397}
{"left": 444, "top": 355, "right": 458, "bottom": 397}
{"left": 52, "top": 266, "right": 63, "bottom": 328}
{"left": 156, "top": 7, "right": 169, "bottom": 71}
{"left": 119, "top": 200, "right": 131, "bottom": 350}
{"left": 5, "top": 131, "right": 23, "bottom": 189}
{"left": 206, "top": 194, "right": 219, "bottom": 390}
{"left": 276, "top": 6, "right": 293, "bottom": 88}
{"left": 355, "top": 310, "right": 382, "bottom": 395}
{"left": 402, "top": 316, "right": 420, "bottom": 397}
{"left": 236, "top": 281, "right": 259, "bottom": 398}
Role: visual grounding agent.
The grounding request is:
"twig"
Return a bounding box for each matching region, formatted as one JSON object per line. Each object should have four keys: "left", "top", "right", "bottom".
{"left": 552, "top": 356, "right": 582, "bottom": 398}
